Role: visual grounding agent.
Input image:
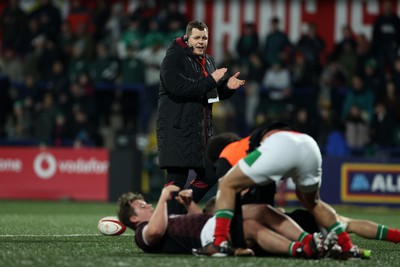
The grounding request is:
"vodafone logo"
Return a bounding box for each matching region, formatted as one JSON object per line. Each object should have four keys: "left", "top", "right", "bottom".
{"left": 32, "top": 151, "right": 109, "bottom": 180}
{"left": 34, "top": 152, "right": 57, "bottom": 179}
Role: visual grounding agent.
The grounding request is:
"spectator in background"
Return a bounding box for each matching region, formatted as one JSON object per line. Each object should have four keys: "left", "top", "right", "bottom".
{"left": 67, "top": 82, "right": 99, "bottom": 146}
{"left": 91, "top": 0, "right": 111, "bottom": 42}
{"left": 262, "top": 17, "right": 292, "bottom": 68}
{"left": 90, "top": 42, "right": 119, "bottom": 127}
{"left": 244, "top": 53, "right": 265, "bottom": 130}
{"left": 160, "top": 0, "right": 187, "bottom": 34}
{"left": 335, "top": 32, "right": 358, "bottom": 86}
{"left": 37, "top": 37, "right": 65, "bottom": 81}
{"left": 129, "top": 0, "right": 159, "bottom": 32}
{"left": 44, "top": 60, "right": 69, "bottom": 95}
{"left": 70, "top": 105, "right": 98, "bottom": 147}
{"left": 77, "top": 72, "right": 94, "bottom": 97}
{"left": 290, "top": 51, "right": 318, "bottom": 113}
{"left": 52, "top": 112, "right": 70, "bottom": 147}
{"left": 138, "top": 36, "right": 167, "bottom": 136}
{"left": 164, "top": 18, "right": 186, "bottom": 45}
{"left": 355, "top": 33, "right": 373, "bottom": 75}
{"left": 32, "top": 92, "right": 57, "bottom": 146}
{"left": 369, "top": 102, "right": 397, "bottom": 148}
{"left": 118, "top": 45, "right": 145, "bottom": 131}
{"left": 142, "top": 18, "right": 165, "bottom": 48}
{"left": 119, "top": 18, "right": 143, "bottom": 57}
{"left": 73, "top": 23, "right": 95, "bottom": 62}
{"left": 372, "top": 0, "right": 400, "bottom": 74}
{"left": 344, "top": 105, "right": 370, "bottom": 150}
{"left": 235, "top": 22, "right": 259, "bottom": 68}
{"left": 315, "top": 106, "right": 336, "bottom": 149}
{"left": 90, "top": 42, "right": 119, "bottom": 84}
{"left": 341, "top": 75, "right": 374, "bottom": 124}
{"left": 1, "top": 0, "right": 27, "bottom": 54}
{"left": 17, "top": 74, "right": 42, "bottom": 108}
{"left": 20, "top": 16, "right": 43, "bottom": 55}
{"left": 58, "top": 20, "right": 75, "bottom": 58}
{"left": 258, "top": 60, "right": 291, "bottom": 122}
{"left": 1, "top": 48, "right": 24, "bottom": 83}
{"left": 5, "top": 101, "right": 32, "bottom": 140}
{"left": 105, "top": 1, "right": 125, "bottom": 46}
{"left": 296, "top": 22, "right": 325, "bottom": 75}
{"left": 377, "top": 80, "right": 400, "bottom": 123}
{"left": 333, "top": 25, "right": 357, "bottom": 59}
{"left": 359, "top": 58, "right": 386, "bottom": 99}
{"left": 292, "top": 107, "right": 317, "bottom": 139}
{"left": 31, "top": 0, "right": 61, "bottom": 41}
{"left": 67, "top": 43, "right": 90, "bottom": 84}
{"left": 318, "top": 58, "right": 347, "bottom": 118}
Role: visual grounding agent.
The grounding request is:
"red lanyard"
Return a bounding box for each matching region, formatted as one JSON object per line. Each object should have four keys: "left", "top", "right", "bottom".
{"left": 196, "top": 57, "right": 208, "bottom": 77}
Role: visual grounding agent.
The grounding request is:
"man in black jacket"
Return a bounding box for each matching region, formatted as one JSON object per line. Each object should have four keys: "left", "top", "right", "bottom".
{"left": 157, "top": 20, "right": 245, "bottom": 214}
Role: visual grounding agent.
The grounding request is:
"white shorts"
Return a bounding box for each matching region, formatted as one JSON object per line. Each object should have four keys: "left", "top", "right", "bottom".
{"left": 237, "top": 131, "right": 322, "bottom": 193}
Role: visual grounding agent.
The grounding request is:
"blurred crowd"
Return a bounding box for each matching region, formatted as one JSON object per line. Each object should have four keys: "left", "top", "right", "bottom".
{"left": 0, "top": 0, "right": 399, "bottom": 157}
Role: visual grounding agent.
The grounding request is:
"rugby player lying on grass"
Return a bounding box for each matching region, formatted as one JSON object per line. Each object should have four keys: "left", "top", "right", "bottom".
{"left": 117, "top": 186, "right": 324, "bottom": 258}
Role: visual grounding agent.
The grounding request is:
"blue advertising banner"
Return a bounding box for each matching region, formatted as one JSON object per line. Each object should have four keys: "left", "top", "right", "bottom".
{"left": 278, "top": 156, "right": 400, "bottom": 207}
{"left": 341, "top": 163, "right": 400, "bottom": 205}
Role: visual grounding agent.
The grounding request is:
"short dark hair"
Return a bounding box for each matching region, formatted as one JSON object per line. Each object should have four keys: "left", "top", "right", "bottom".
{"left": 117, "top": 192, "right": 144, "bottom": 230}
{"left": 186, "top": 20, "right": 208, "bottom": 37}
{"left": 206, "top": 132, "right": 241, "bottom": 165}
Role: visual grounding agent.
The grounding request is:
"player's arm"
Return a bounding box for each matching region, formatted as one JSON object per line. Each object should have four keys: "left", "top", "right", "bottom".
{"left": 143, "top": 185, "right": 180, "bottom": 245}
{"left": 175, "top": 189, "right": 203, "bottom": 214}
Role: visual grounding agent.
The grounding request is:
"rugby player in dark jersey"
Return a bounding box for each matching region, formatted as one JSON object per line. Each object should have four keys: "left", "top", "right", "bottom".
{"left": 117, "top": 185, "right": 215, "bottom": 254}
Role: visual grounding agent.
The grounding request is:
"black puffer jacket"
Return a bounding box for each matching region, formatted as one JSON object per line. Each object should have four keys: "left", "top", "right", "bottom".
{"left": 157, "top": 36, "right": 235, "bottom": 168}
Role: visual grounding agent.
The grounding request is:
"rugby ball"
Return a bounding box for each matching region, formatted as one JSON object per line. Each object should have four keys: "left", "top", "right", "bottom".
{"left": 97, "top": 216, "right": 126, "bottom": 236}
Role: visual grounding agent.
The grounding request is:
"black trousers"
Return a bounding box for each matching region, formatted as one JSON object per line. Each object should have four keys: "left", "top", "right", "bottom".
{"left": 164, "top": 160, "right": 217, "bottom": 215}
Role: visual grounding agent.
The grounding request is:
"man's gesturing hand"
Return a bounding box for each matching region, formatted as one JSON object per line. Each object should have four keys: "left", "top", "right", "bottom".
{"left": 227, "top": 72, "right": 245, "bottom": 90}
{"left": 211, "top": 68, "right": 227, "bottom": 83}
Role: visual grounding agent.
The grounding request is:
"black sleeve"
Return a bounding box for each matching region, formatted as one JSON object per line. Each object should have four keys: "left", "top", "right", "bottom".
{"left": 214, "top": 158, "right": 233, "bottom": 178}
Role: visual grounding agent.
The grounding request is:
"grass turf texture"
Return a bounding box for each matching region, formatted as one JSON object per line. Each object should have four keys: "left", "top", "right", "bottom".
{"left": 1, "top": 200, "right": 400, "bottom": 267}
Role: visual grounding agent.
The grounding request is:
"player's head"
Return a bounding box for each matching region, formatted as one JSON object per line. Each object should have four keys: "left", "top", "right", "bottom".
{"left": 186, "top": 20, "right": 208, "bottom": 56}
{"left": 117, "top": 192, "right": 152, "bottom": 230}
{"left": 206, "top": 132, "right": 241, "bottom": 165}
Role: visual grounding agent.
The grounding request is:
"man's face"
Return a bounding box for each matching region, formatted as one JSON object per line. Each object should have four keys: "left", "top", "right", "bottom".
{"left": 187, "top": 28, "right": 208, "bottom": 56}
{"left": 131, "top": 199, "right": 154, "bottom": 223}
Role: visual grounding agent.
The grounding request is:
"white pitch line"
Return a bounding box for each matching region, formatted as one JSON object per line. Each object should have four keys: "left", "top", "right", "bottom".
{"left": 0, "top": 234, "right": 134, "bottom": 237}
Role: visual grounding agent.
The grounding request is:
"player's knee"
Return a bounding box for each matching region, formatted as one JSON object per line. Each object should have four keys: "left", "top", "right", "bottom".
{"left": 218, "top": 176, "right": 243, "bottom": 193}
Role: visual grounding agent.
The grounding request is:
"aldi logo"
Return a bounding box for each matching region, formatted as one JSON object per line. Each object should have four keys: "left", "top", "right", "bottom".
{"left": 341, "top": 163, "right": 400, "bottom": 203}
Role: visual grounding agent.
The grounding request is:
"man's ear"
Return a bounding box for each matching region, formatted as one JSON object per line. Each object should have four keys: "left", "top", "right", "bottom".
{"left": 130, "top": 216, "right": 139, "bottom": 225}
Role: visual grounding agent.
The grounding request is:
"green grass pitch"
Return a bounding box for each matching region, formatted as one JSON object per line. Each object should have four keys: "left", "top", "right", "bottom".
{"left": 1, "top": 200, "right": 400, "bottom": 267}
